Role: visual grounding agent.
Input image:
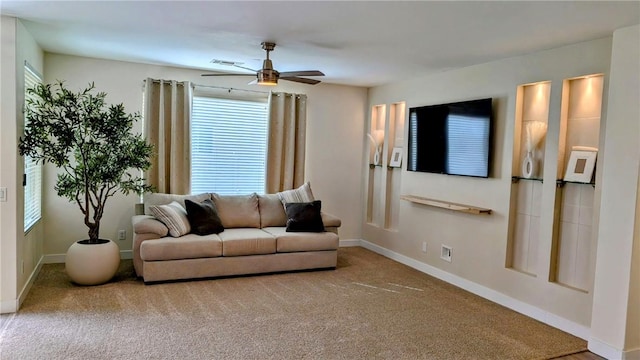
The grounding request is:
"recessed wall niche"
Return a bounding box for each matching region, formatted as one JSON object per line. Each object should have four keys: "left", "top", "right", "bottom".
{"left": 506, "top": 81, "right": 551, "bottom": 276}
{"left": 550, "top": 74, "right": 603, "bottom": 292}
{"left": 366, "top": 104, "right": 386, "bottom": 226}
{"left": 365, "top": 102, "right": 405, "bottom": 231}
{"left": 384, "top": 102, "right": 405, "bottom": 230}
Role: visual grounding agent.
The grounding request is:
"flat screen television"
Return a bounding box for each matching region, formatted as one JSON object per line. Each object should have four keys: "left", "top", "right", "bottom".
{"left": 407, "top": 98, "right": 493, "bottom": 178}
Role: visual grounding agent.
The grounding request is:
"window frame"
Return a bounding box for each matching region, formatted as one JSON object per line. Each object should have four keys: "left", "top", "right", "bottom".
{"left": 23, "top": 62, "right": 43, "bottom": 233}
{"left": 190, "top": 92, "right": 269, "bottom": 195}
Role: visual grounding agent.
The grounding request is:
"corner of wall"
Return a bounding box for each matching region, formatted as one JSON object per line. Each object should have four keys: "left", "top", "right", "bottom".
{"left": 0, "top": 14, "right": 19, "bottom": 313}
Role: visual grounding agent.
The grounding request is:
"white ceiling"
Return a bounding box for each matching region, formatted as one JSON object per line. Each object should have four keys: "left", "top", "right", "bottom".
{"left": 1, "top": 1, "right": 639, "bottom": 87}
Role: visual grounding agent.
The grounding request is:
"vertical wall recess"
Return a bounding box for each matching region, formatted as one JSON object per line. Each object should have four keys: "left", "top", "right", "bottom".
{"left": 384, "top": 102, "right": 405, "bottom": 230}
{"left": 550, "top": 74, "right": 603, "bottom": 292}
{"left": 506, "top": 81, "right": 551, "bottom": 276}
{"left": 366, "top": 104, "right": 386, "bottom": 225}
{"left": 365, "top": 101, "right": 405, "bottom": 232}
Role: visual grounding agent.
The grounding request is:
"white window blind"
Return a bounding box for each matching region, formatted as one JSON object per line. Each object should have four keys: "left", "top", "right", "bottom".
{"left": 446, "top": 114, "right": 489, "bottom": 177}
{"left": 24, "top": 64, "right": 43, "bottom": 232}
{"left": 408, "top": 111, "right": 418, "bottom": 171}
{"left": 191, "top": 95, "right": 269, "bottom": 195}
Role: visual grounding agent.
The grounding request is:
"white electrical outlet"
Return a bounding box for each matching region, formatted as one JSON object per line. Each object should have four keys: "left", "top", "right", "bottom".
{"left": 422, "top": 242, "right": 427, "bottom": 253}
{"left": 118, "top": 230, "right": 126, "bottom": 241}
{"left": 440, "top": 245, "right": 452, "bottom": 262}
{"left": 0, "top": 187, "right": 7, "bottom": 202}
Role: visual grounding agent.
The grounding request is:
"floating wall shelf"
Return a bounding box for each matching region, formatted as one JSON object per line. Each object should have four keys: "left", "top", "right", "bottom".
{"left": 511, "top": 176, "right": 544, "bottom": 183}
{"left": 555, "top": 179, "right": 596, "bottom": 188}
{"left": 401, "top": 195, "right": 492, "bottom": 215}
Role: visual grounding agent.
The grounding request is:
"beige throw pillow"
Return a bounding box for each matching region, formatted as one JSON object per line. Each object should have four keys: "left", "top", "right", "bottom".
{"left": 150, "top": 201, "right": 191, "bottom": 237}
{"left": 258, "top": 194, "right": 288, "bottom": 228}
{"left": 212, "top": 193, "right": 261, "bottom": 228}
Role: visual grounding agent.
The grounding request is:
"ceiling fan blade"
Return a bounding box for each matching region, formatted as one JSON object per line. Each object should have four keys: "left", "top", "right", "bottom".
{"left": 279, "top": 70, "right": 324, "bottom": 77}
{"left": 201, "top": 73, "right": 255, "bottom": 77}
{"left": 280, "top": 77, "right": 321, "bottom": 85}
{"left": 232, "top": 64, "right": 258, "bottom": 72}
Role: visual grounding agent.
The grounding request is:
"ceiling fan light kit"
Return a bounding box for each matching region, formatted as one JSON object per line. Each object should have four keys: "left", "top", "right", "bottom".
{"left": 202, "top": 42, "right": 324, "bottom": 86}
{"left": 255, "top": 69, "right": 278, "bottom": 86}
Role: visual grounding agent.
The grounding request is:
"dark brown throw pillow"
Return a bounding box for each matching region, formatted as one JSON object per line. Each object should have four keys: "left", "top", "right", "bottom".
{"left": 184, "top": 198, "right": 224, "bottom": 235}
{"left": 284, "top": 200, "right": 325, "bottom": 232}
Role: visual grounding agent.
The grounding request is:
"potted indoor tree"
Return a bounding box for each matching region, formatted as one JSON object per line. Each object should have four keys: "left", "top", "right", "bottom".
{"left": 19, "top": 81, "right": 154, "bottom": 285}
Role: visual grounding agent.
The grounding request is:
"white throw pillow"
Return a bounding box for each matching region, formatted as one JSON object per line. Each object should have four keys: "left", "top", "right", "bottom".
{"left": 150, "top": 201, "right": 190, "bottom": 237}
{"left": 277, "top": 182, "right": 315, "bottom": 205}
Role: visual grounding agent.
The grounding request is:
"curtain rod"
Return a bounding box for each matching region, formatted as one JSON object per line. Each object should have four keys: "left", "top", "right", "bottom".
{"left": 143, "top": 79, "right": 268, "bottom": 94}
{"left": 193, "top": 83, "right": 270, "bottom": 95}
{"left": 143, "top": 79, "right": 301, "bottom": 96}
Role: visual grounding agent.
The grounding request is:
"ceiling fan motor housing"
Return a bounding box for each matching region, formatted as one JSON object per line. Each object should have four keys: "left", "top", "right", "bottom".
{"left": 257, "top": 68, "right": 279, "bottom": 84}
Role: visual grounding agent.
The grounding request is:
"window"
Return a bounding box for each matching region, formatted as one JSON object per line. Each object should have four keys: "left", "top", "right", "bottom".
{"left": 191, "top": 95, "right": 269, "bottom": 195}
{"left": 23, "top": 63, "right": 43, "bottom": 232}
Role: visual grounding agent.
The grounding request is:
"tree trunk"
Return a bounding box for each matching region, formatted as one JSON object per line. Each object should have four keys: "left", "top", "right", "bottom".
{"left": 88, "top": 223, "right": 100, "bottom": 243}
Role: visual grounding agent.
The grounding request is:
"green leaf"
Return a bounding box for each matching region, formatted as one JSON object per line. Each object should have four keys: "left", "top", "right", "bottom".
{"left": 19, "top": 81, "right": 155, "bottom": 241}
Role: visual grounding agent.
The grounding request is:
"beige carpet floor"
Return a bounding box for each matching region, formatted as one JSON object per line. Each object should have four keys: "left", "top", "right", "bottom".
{"left": 0, "top": 247, "right": 586, "bottom": 359}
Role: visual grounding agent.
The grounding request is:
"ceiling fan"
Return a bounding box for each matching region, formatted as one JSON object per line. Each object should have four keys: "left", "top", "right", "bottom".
{"left": 202, "top": 42, "right": 324, "bottom": 85}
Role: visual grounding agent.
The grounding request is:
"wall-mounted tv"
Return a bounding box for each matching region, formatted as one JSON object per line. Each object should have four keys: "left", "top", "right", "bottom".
{"left": 407, "top": 98, "right": 493, "bottom": 178}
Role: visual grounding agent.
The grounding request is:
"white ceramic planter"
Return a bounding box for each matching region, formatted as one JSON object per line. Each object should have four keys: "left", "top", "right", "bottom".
{"left": 65, "top": 239, "right": 120, "bottom": 285}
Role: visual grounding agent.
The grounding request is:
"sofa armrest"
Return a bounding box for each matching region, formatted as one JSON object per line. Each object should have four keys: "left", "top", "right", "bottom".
{"left": 132, "top": 215, "right": 169, "bottom": 237}
{"left": 321, "top": 212, "right": 341, "bottom": 228}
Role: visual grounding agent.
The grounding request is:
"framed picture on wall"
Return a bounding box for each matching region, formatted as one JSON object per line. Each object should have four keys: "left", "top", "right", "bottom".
{"left": 389, "top": 147, "right": 403, "bottom": 167}
{"left": 564, "top": 150, "right": 597, "bottom": 183}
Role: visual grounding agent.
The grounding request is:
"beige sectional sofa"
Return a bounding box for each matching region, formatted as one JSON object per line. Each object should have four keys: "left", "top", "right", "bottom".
{"left": 132, "top": 192, "right": 341, "bottom": 283}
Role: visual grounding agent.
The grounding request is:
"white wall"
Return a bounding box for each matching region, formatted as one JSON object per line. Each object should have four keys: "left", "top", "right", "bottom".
{"left": 366, "top": 37, "right": 614, "bottom": 329}
{"left": 0, "top": 17, "right": 44, "bottom": 313}
{"left": 16, "top": 19, "right": 44, "bottom": 305}
{"left": 0, "top": 15, "right": 19, "bottom": 313}
{"left": 366, "top": 29, "right": 640, "bottom": 356}
{"left": 42, "top": 54, "right": 367, "bottom": 255}
{"left": 589, "top": 24, "right": 640, "bottom": 358}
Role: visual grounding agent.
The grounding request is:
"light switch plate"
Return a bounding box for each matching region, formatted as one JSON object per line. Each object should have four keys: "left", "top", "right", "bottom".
{"left": 0, "top": 187, "right": 7, "bottom": 202}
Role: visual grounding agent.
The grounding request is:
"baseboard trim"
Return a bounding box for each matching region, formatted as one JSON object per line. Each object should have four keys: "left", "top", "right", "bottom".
{"left": 1, "top": 255, "right": 45, "bottom": 314}
{"left": 8, "top": 250, "right": 133, "bottom": 313}
{"left": 358, "top": 239, "right": 590, "bottom": 340}
{"left": 339, "top": 239, "right": 363, "bottom": 247}
{"left": 17, "top": 255, "right": 44, "bottom": 310}
{"left": 0, "top": 299, "right": 18, "bottom": 314}
{"left": 589, "top": 337, "right": 640, "bottom": 360}
{"left": 43, "top": 250, "right": 133, "bottom": 264}
{"left": 42, "top": 253, "right": 65, "bottom": 264}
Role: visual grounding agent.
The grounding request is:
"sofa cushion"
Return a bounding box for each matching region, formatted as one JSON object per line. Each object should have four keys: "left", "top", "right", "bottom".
{"left": 140, "top": 234, "right": 223, "bottom": 261}
{"left": 144, "top": 192, "right": 211, "bottom": 215}
{"left": 219, "top": 228, "right": 276, "bottom": 256}
{"left": 150, "top": 201, "right": 191, "bottom": 237}
{"left": 277, "top": 182, "right": 315, "bottom": 205}
{"left": 263, "top": 227, "right": 339, "bottom": 253}
{"left": 185, "top": 198, "right": 224, "bottom": 235}
{"left": 284, "top": 200, "right": 325, "bottom": 232}
{"left": 258, "top": 194, "right": 288, "bottom": 228}
{"left": 212, "top": 193, "right": 261, "bottom": 228}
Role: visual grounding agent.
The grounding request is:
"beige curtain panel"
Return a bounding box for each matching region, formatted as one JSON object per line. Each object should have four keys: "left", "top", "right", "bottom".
{"left": 266, "top": 92, "right": 308, "bottom": 193}
{"left": 144, "top": 78, "right": 192, "bottom": 194}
